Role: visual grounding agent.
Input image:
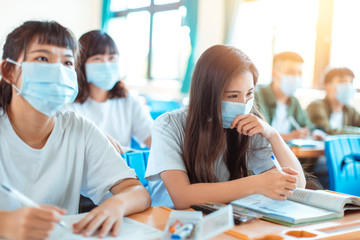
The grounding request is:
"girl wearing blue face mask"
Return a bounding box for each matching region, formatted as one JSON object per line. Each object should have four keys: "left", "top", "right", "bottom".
{"left": 62, "top": 30, "right": 153, "bottom": 151}
{"left": 0, "top": 21, "right": 150, "bottom": 240}
{"left": 145, "top": 45, "right": 306, "bottom": 209}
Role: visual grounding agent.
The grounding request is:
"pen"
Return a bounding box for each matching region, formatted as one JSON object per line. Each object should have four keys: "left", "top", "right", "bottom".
{"left": 288, "top": 116, "right": 301, "bottom": 130}
{"left": 271, "top": 155, "right": 283, "bottom": 173}
{"left": 171, "top": 223, "right": 194, "bottom": 239}
{"left": 169, "top": 219, "right": 183, "bottom": 233}
{"left": 1, "top": 183, "right": 66, "bottom": 228}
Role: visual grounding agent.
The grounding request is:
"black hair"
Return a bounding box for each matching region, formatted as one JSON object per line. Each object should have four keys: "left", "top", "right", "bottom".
{"left": 324, "top": 67, "right": 355, "bottom": 85}
{"left": 273, "top": 51, "right": 304, "bottom": 66}
{"left": 75, "top": 30, "right": 126, "bottom": 103}
{"left": 0, "top": 20, "right": 77, "bottom": 114}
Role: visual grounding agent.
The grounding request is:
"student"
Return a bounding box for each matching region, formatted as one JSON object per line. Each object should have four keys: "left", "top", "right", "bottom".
{"left": 62, "top": 30, "right": 153, "bottom": 150}
{"left": 307, "top": 67, "right": 360, "bottom": 134}
{"left": 145, "top": 45, "right": 306, "bottom": 209}
{"left": 0, "top": 21, "right": 151, "bottom": 240}
{"left": 255, "top": 52, "right": 319, "bottom": 141}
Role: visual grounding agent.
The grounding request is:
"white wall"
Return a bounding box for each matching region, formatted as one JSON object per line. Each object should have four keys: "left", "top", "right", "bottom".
{"left": 0, "top": 0, "right": 102, "bottom": 56}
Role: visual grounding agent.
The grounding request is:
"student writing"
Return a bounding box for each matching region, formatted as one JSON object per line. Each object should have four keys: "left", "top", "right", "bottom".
{"left": 145, "top": 45, "right": 306, "bottom": 209}
{"left": 0, "top": 21, "right": 151, "bottom": 240}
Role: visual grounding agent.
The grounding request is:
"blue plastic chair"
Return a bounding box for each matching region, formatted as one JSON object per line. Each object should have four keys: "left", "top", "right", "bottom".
{"left": 146, "top": 99, "right": 182, "bottom": 120}
{"left": 324, "top": 135, "right": 360, "bottom": 196}
{"left": 121, "top": 151, "right": 149, "bottom": 187}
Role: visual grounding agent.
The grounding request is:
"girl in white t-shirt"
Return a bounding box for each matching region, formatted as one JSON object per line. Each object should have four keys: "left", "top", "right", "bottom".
{"left": 145, "top": 45, "right": 306, "bottom": 209}
{"left": 62, "top": 30, "right": 153, "bottom": 150}
{"left": 0, "top": 21, "right": 150, "bottom": 240}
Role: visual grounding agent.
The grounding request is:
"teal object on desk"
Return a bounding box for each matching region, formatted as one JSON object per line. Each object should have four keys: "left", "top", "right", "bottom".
{"left": 121, "top": 151, "right": 149, "bottom": 187}
{"left": 147, "top": 99, "right": 182, "bottom": 120}
{"left": 324, "top": 135, "right": 360, "bottom": 196}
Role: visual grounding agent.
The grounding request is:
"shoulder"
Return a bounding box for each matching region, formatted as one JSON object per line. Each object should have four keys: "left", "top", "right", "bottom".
{"left": 154, "top": 107, "right": 187, "bottom": 129}
{"left": 345, "top": 104, "right": 360, "bottom": 115}
{"left": 307, "top": 99, "right": 326, "bottom": 111}
{"left": 55, "top": 111, "right": 95, "bottom": 131}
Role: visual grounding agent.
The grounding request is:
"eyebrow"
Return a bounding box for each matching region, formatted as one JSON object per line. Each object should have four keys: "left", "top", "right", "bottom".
{"left": 224, "top": 88, "right": 254, "bottom": 93}
{"left": 28, "top": 49, "right": 74, "bottom": 58}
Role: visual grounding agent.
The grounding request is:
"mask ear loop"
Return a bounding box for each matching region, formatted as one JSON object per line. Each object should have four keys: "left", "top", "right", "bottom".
{"left": 4, "top": 58, "right": 22, "bottom": 94}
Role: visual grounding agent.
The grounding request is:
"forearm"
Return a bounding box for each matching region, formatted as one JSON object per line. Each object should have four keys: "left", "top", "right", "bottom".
{"left": 165, "top": 175, "right": 258, "bottom": 209}
{"left": 268, "top": 132, "right": 306, "bottom": 188}
{"left": 0, "top": 211, "right": 9, "bottom": 238}
{"left": 109, "top": 181, "right": 151, "bottom": 216}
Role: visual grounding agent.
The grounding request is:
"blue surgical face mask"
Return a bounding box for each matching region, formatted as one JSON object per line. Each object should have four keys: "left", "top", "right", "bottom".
{"left": 280, "top": 75, "right": 302, "bottom": 96}
{"left": 85, "top": 62, "right": 120, "bottom": 90}
{"left": 221, "top": 98, "right": 254, "bottom": 128}
{"left": 6, "top": 58, "right": 78, "bottom": 116}
{"left": 336, "top": 82, "right": 355, "bottom": 105}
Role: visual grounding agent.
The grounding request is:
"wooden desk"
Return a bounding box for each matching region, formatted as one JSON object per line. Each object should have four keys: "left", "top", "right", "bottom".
{"left": 129, "top": 207, "right": 360, "bottom": 240}
{"left": 290, "top": 146, "right": 324, "bottom": 158}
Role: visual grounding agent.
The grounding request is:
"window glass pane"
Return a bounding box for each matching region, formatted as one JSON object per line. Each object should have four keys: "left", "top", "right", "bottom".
{"left": 127, "top": 0, "right": 150, "bottom": 9}
{"left": 154, "top": 0, "right": 180, "bottom": 5}
{"left": 272, "top": 0, "right": 318, "bottom": 89}
{"left": 110, "top": 0, "right": 126, "bottom": 11}
{"left": 151, "top": 9, "right": 184, "bottom": 80}
{"left": 331, "top": 0, "right": 360, "bottom": 89}
{"left": 230, "top": 0, "right": 318, "bottom": 88}
{"left": 108, "top": 11, "right": 150, "bottom": 80}
{"left": 108, "top": 17, "right": 126, "bottom": 78}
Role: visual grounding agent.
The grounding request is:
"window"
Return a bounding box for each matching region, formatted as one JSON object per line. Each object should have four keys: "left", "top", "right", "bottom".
{"left": 229, "top": 0, "right": 319, "bottom": 88}
{"left": 330, "top": 0, "right": 360, "bottom": 89}
{"left": 106, "top": 0, "right": 190, "bottom": 84}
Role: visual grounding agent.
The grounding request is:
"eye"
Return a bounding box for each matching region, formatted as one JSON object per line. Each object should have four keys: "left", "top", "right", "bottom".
{"left": 64, "top": 61, "right": 74, "bottom": 67}
{"left": 228, "top": 94, "right": 238, "bottom": 98}
{"left": 109, "top": 55, "right": 118, "bottom": 61}
{"left": 247, "top": 91, "right": 254, "bottom": 97}
{"left": 36, "top": 56, "right": 48, "bottom": 62}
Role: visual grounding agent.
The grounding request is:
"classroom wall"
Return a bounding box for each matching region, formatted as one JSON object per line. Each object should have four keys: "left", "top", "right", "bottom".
{"left": 0, "top": 0, "right": 102, "bottom": 57}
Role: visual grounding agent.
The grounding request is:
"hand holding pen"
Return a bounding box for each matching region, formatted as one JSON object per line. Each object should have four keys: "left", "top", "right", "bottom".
{"left": 1, "top": 183, "right": 66, "bottom": 240}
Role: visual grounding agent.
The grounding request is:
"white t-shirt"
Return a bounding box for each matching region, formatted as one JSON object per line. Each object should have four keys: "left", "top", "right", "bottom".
{"left": 145, "top": 108, "right": 275, "bottom": 208}
{"left": 271, "top": 101, "right": 291, "bottom": 134}
{"left": 62, "top": 95, "right": 153, "bottom": 148}
{"left": 0, "top": 111, "right": 137, "bottom": 214}
{"left": 330, "top": 111, "right": 344, "bottom": 130}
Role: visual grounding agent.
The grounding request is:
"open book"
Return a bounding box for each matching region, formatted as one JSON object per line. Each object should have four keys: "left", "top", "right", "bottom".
{"left": 231, "top": 189, "right": 360, "bottom": 226}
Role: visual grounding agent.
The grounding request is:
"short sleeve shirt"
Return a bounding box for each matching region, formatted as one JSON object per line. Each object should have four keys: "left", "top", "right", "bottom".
{"left": 145, "top": 108, "right": 274, "bottom": 208}
{"left": 62, "top": 95, "right": 153, "bottom": 147}
{"left": 0, "top": 111, "right": 137, "bottom": 214}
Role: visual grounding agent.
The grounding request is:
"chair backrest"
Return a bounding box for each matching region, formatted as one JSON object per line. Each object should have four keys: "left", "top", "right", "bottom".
{"left": 147, "top": 99, "right": 182, "bottom": 120}
{"left": 324, "top": 135, "right": 360, "bottom": 196}
{"left": 121, "top": 151, "right": 149, "bottom": 187}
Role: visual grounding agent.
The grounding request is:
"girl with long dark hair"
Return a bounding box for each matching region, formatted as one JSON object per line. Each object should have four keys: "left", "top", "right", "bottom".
{"left": 145, "top": 45, "right": 305, "bottom": 209}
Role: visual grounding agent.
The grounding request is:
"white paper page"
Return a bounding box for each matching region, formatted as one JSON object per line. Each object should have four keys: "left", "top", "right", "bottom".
{"left": 49, "top": 213, "right": 162, "bottom": 240}
{"left": 288, "top": 189, "right": 348, "bottom": 213}
{"left": 232, "top": 194, "right": 337, "bottom": 223}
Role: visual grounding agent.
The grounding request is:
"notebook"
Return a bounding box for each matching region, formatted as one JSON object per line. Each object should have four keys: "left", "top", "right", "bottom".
{"left": 286, "top": 139, "right": 324, "bottom": 148}
{"left": 48, "top": 213, "right": 162, "bottom": 240}
{"left": 231, "top": 188, "right": 360, "bottom": 226}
